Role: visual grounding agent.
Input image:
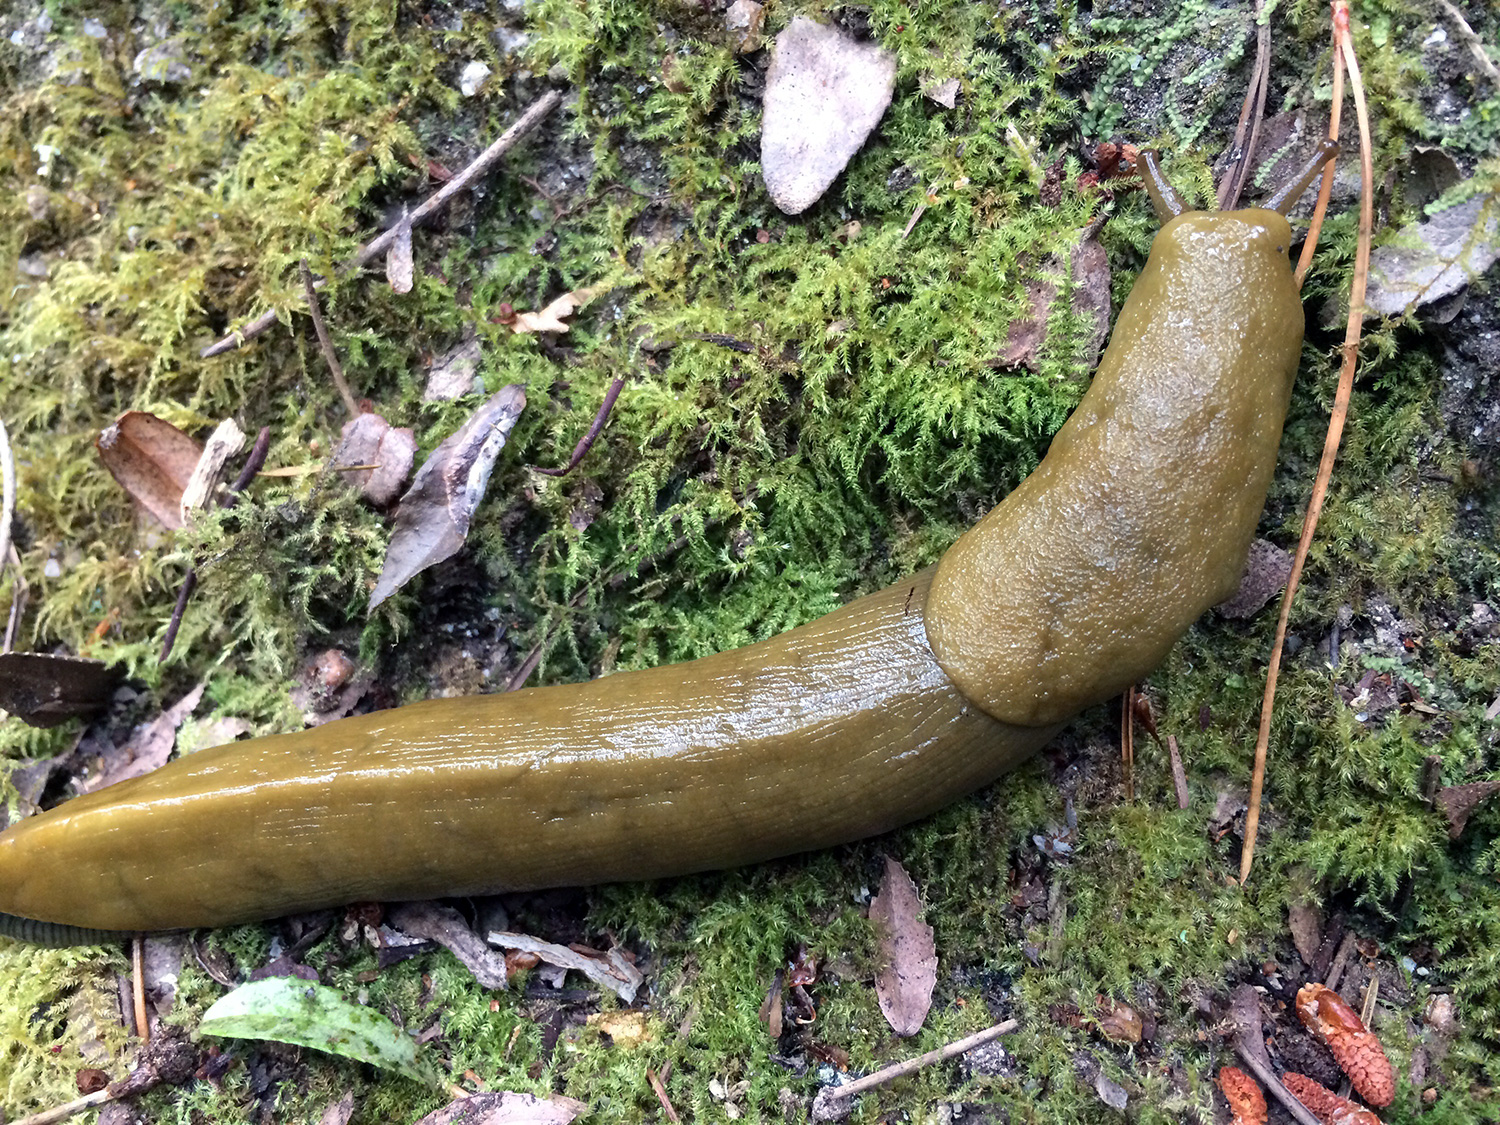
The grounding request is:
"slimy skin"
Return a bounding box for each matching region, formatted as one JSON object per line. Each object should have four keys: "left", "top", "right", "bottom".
{"left": 0, "top": 152, "right": 1331, "bottom": 943}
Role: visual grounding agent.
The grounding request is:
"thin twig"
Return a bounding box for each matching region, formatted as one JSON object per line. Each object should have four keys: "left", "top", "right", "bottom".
{"left": 1218, "top": 0, "right": 1272, "bottom": 211}
{"left": 822, "top": 1019, "right": 1019, "bottom": 1102}
{"left": 1121, "top": 686, "right": 1135, "bottom": 802}
{"left": 1241, "top": 1, "right": 1373, "bottom": 884}
{"left": 1232, "top": 1048, "right": 1324, "bottom": 1125}
{"left": 301, "top": 261, "right": 361, "bottom": 420}
{"left": 1433, "top": 0, "right": 1500, "bottom": 83}
{"left": 4, "top": 544, "right": 28, "bottom": 654}
{"left": 202, "top": 90, "right": 563, "bottom": 358}
{"left": 533, "top": 376, "right": 627, "bottom": 477}
{"left": 646, "top": 1067, "right": 681, "bottom": 1124}
{"left": 159, "top": 428, "right": 273, "bottom": 663}
{"left": 1295, "top": 23, "right": 1346, "bottom": 289}
{"left": 132, "top": 935, "right": 150, "bottom": 1041}
{"left": 9, "top": 1090, "right": 114, "bottom": 1125}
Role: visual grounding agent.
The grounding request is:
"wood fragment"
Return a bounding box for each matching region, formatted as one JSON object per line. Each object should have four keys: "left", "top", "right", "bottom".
{"left": 1230, "top": 1049, "right": 1323, "bottom": 1125}
{"left": 201, "top": 90, "right": 563, "bottom": 358}
{"left": 8, "top": 1090, "right": 113, "bottom": 1125}
{"left": 1167, "top": 735, "right": 1190, "bottom": 809}
{"left": 1121, "top": 686, "right": 1135, "bottom": 802}
{"left": 819, "top": 1018, "right": 1017, "bottom": 1102}
{"left": 132, "top": 935, "right": 150, "bottom": 1041}
{"left": 1324, "top": 931, "right": 1357, "bottom": 991}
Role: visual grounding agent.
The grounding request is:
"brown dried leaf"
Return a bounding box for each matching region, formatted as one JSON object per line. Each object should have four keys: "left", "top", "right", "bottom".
{"left": 511, "top": 289, "right": 598, "bottom": 334}
{"left": 368, "top": 385, "right": 526, "bottom": 608}
{"left": 332, "top": 412, "right": 417, "bottom": 506}
{"left": 1365, "top": 191, "right": 1500, "bottom": 317}
{"left": 84, "top": 681, "right": 206, "bottom": 793}
{"left": 1287, "top": 898, "right": 1324, "bottom": 965}
{"left": 0, "top": 652, "right": 120, "bottom": 729}
{"left": 1217, "top": 539, "right": 1294, "bottom": 619}
{"left": 389, "top": 902, "right": 510, "bottom": 991}
{"left": 760, "top": 17, "right": 896, "bottom": 215}
{"left": 96, "top": 411, "right": 203, "bottom": 530}
{"left": 758, "top": 970, "right": 784, "bottom": 1038}
{"left": 1094, "top": 998, "right": 1143, "bottom": 1045}
{"left": 999, "top": 234, "right": 1111, "bottom": 373}
{"left": 869, "top": 856, "right": 937, "bottom": 1037}
{"left": 1435, "top": 779, "right": 1500, "bottom": 839}
{"left": 412, "top": 1092, "right": 586, "bottom": 1125}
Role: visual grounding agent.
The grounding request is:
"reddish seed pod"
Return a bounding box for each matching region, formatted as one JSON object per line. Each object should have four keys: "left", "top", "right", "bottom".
{"left": 1217, "top": 1066, "right": 1267, "bottom": 1125}
{"left": 1282, "top": 1072, "right": 1382, "bottom": 1125}
{"left": 1295, "top": 983, "right": 1395, "bottom": 1107}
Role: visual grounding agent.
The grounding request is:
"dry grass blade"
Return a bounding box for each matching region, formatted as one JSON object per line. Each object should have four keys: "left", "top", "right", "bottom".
{"left": 1241, "top": 0, "right": 1375, "bottom": 885}
{"left": 1218, "top": 0, "right": 1272, "bottom": 211}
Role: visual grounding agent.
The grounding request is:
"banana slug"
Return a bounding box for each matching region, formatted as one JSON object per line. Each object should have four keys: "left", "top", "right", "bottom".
{"left": 0, "top": 146, "right": 1334, "bottom": 945}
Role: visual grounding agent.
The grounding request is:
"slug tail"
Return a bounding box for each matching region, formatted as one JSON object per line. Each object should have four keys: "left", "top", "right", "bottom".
{"left": 0, "top": 910, "right": 128, "bottom": 947}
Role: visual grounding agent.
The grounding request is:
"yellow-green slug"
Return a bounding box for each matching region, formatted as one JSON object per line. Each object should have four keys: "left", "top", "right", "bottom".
{"left": 0, "top": 148, "right": 1333, "bottom": 945}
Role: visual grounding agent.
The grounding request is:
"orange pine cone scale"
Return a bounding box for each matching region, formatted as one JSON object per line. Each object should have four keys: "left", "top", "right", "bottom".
{"left": 1217, "top": 1066, "right": 1267, "bottom": 1125}
{"left": 1282, "top": 1072, "right": 1382, "bottom": 1125}
{"left": 1295, "top": 982, "right": 1395, "bottom": 1107}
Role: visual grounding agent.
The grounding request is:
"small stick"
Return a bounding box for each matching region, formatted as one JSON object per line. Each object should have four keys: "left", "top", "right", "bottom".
{"left": 9, "top": 1090, "right": 114, "bottom": 1125}
{"left": 1121, "top": 686, "right": 1135, "bottom": 802}
{"left": 1167, "top": 735, "right": 1190, "bottom": 809}
{"left": 301, "top": 261, "right": 361, "bottom": 420}
{"left": 202, "top": 90, "right": 563, "bottom": 358}
{"left": 1242, "top": 1, "right": 1372, "bottom": 884}
{"left": 132, "top": 935, "right": 150, "bottom": 1041}
{"left": 1433, "top": 0, "right": 1500, "bottom": 83}
{"left": 4, "top": 544, "right": 28, "bottom": 653}
{"left": 1232, "top": 1048, "right": 1323, "bottom": 1125}
{"left": 821, "top": 1019, "right": 1018, "bottom": 1102}
{"left": 1324, "top": 930, "right": 1358, "bottom": 992}
{"left": 646, "top": 1067, "right": 681, "bottom": 1124}
{"left": 159, "top": 428, "right": 273, "bottom": 663}
{"left": 1218, "top": 0, "right": 1272, "bottom": 211}
{"left": 532, "top": 375, "right": 627, "bottom": 477}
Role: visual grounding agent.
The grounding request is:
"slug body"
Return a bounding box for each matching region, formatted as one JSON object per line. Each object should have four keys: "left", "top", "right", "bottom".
{"left": 0, "top": 204, "right": 1307, "bottom": 941}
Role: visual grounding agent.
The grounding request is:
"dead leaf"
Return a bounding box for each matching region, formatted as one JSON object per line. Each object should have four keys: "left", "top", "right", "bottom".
{"left": 587, "top": 1010, "right": 652, "bottom": 1048}
{"left": 486, "top": 930, "right": 643, "bottom": 1003}
{"left": 1364, "top": 191, "right": 1500, "bottom": 317}
{"left": 332, "top": 412, "right": 416, "bottom": 506}
{"left": 1217, "top": 539, "right": 1293, "bottom": 619}
{"left": 84, "top": 681, "right": 206, "bottom": 793}
{"left": 368, "top": 385, "right": 526, "bottom": 608}
{"left": 178, "top": 417, "right": 245, "bottom": 520}
{"left": 869, "top": 857, "right": 937, "bottom": 1037}
{"left": 1093, "top": 1070, "right": 1129, "bottom": 1111}
{"left": 424, "top": 338, "right": 485, "bottom": 402}
{"left": 761, "top": 18, "right": 896, "bottom": 215}
{"left": 1095, "top": 998, "right": 1143, "bottom": 1045}
{"left": 921, "top": 75, "right": 960, "bottom": 108}
{"left": 1288, "top": 898, "right": 1324, "bottom": 965}
{"left": 412, "top": 1092, "right": 586, "bottom": 1125}
{"left": 96, "top": 411, "right": 204, "bottom": 530}
{"left": 1435, "top": 779, "right": 1500, "bottom": 839}
{"left": 389, "top": 902, "right": 510, "bottom": 990}
{"left": 999, "top": 233, "right": 1111, "bottom": 373}
{"left": 511, "top": 288, "right": 598, "bottom": 334}
{"left": 387, "top": 208, "right": 413, "bottom": 294}
{"left": 758, "top": 971, "right": 784, "bottom": 1038}
{"left": 0, "top": 652, "right": 121, "bottom": 729}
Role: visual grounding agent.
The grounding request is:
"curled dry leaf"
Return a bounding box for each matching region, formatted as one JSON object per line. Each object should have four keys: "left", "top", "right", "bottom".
{"left": 1218, "top": 1066, "right": 1267, "bottom": 1125}
{"left": 97, "top": 411, "right": 204, "bottom": 530}
{"left": 1281, "top": 1073, "right": 1381, "bottom": 1125}
{"left": 83, "top": 680, "right": 206, "bottom": 793}
{"left": 332, "top": 412, "right": 416, "bottom": 506}
{"left": 869, "top": 856, "right": 937, "bottom": 1037}
{"left": 368, "top": 385, "right": 526, "bottom": 608}
{"left": 1295, "top": 983, "right": 1394, "bottom": 1107}
{"left": 760, "top": 17, "right": 896, "bottom": 215}
{"left": 510, "top": 288, "right": 600, "bottom": 334}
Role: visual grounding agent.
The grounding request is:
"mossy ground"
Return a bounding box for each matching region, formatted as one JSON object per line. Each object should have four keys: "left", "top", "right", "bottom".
{"left": 0, "top": 0, "right": 1497, "bottom": 1121}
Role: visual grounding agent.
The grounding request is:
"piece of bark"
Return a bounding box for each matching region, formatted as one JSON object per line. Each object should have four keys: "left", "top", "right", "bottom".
{"left": 1217, "top": 539, "right": 1293, "bottom": 619}
{"left": 412, "top": 1092, "right": 586, "bottom": 1125}
{"left": 389, "top": 902, "right": 510, "bottom": 991}
{"left": 1435, "top": 779, "right": 1500, "bottom": 838}
{"left": 178, "top": 418, "right": 246, "bottom": 520}
{"left": 486, "top": 930, "right": 643, "bottom": 1003}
